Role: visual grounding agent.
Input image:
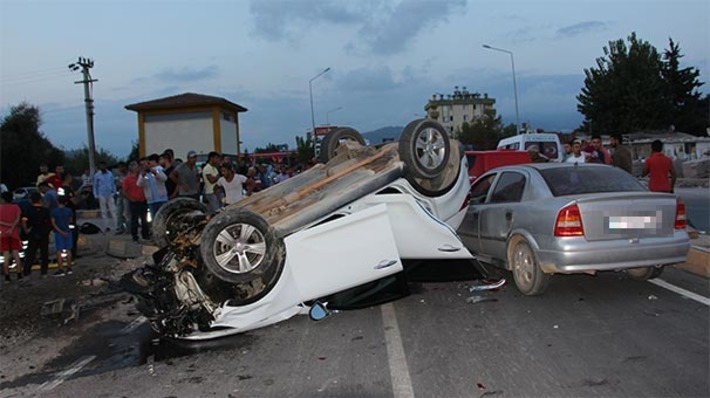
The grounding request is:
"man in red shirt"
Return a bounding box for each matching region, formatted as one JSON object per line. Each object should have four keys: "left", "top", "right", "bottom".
{"left": 643, "top": 140, "right": 676, "bottom": 193}
{"left": 123, "top": 161, "right": 150, "bottom": 243}
{"left": 1, "top": 192, "right": 23, "bottom": 282}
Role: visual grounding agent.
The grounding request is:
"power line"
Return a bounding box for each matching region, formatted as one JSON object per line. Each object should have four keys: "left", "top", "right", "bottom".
{"left": 0, "top": 66, "right": 68, "bottom": 82}
{"left": 1, "top": 70, "right": 73, "bottom": 86}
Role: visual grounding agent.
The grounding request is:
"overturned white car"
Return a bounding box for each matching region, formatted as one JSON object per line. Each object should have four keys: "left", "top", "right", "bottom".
{"left": 126, "top": 119, "right": 481, "bottom": 340}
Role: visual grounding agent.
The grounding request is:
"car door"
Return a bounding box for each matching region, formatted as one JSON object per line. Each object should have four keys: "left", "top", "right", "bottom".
{"left": 284, "top": 203, "right": 404, "bottom": 301}
{"left": 478, "top": 171, "right": 527, "bottom": 262}
{"left": 458, "top": 173, "right": 496, "bottom": 253}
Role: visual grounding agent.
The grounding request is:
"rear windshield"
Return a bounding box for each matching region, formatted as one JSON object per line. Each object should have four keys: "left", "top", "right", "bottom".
{"left": 539, "top": 166, "right": 646, "bottom": 196}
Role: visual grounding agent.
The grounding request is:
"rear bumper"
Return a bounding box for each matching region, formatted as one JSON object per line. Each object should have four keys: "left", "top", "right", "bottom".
{"left": 536, "top": 231, "right": 691, "bottom": 273}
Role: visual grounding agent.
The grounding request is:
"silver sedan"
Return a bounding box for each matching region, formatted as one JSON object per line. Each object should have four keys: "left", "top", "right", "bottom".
{"left": 458, "top": 163, "right": 691, "bottom": 295}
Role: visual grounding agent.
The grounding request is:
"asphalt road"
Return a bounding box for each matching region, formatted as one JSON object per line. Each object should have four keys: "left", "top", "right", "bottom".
{"left": 4, "top": 265, "right": 708, "bottom": 398}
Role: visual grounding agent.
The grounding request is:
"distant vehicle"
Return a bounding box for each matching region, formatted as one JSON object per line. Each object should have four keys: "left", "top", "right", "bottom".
{"left": 458, "top": 163, "right": 690, "bottom": 295}
{"left": 465, "top": 150, "right": 530, "bottom": 183}
{"left": 497, "top": 133, "right": 563, "bottom": 162}
{"left": 12, "top": 186, "right": 38, "bottom": 202}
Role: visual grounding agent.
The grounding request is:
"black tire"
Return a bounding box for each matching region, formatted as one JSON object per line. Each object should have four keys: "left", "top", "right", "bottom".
{"left": 509, "top": 238, "right": 550, "bottom": 296}
{"left": 199, "top": 208, "right": 285, "bottom": 284}
{"left": 319, "top": 127, "right": 366, "bottom": 163}
{"left": 626, "top": 266, "right": 664, "bottom": 281}
{"left": 399, "top": 119, "right": 451, "bottom": 179}
{"left": 152, "top": 198, "right": 208, "bottom": 247}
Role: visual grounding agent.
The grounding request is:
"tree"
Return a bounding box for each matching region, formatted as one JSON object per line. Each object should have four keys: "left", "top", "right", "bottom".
{"left": 458, "top": 109, "right": 505, "bottom": 150}
{"left": 577, "top": 32, "right": 707, "bottom": 135}
{"left": 1, "top": 102, "right": 64, "bottom": 189}
{"left": 662, "top": 38, "right": 708, "bottom": 135}
{"left": 64, "top": 146, "right": 119, "bottom": 176}
{"left": 295, "top": 134, "right": 314, "bottom": 163}
{"left": 126, "top": 140, "right": 139, "bottom": 162}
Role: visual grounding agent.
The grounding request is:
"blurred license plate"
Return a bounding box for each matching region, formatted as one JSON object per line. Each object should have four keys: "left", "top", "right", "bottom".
{"left": 609, "top": 216, "right": 656, "bottom": 229}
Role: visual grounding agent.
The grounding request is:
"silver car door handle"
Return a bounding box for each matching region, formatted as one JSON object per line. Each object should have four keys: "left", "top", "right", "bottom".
{"left": 438, "top": 244, "right": 461, "bottom": 252}
{"left": 374, "top": 260, "right": 398, "bottom": 269}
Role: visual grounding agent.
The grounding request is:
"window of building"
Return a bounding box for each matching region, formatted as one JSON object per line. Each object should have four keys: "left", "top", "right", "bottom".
{"left": 464, "top": 115, "right": 468, "bottom": 122}
{"left": 449, "top": 116, "right": 454, "bottom": 122}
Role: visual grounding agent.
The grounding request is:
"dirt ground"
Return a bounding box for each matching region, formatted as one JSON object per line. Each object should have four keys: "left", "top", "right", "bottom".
{"left": 0, "top": 233, "right": 146, "bottom": 386}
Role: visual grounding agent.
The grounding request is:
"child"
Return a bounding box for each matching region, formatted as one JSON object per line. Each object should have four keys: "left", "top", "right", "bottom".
{"left": 0, "top": 192, "right": 23, "bottom": 282}
{"left": 50, "top": 196, "right": 74, "bottom": 276}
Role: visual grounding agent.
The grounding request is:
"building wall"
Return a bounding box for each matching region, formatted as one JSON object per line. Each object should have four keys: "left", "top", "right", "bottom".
{"left": 436, "top": 103, "right": 490, "bottom": 134}
{"left": 144, "top": 112, "right": 213, "bottom": 158}
{"left": 220, "top": 115, "right": 238, "bottom": 155}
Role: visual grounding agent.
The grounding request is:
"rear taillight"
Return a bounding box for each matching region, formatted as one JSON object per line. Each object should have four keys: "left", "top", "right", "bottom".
{"left": 554, "top": 203, "right": 584, "bottom": 237}
{"left": 674, "top": 197, "right": 687, "bottom": 229}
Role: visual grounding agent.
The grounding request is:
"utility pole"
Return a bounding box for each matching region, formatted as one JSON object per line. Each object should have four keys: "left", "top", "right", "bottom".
{"left": 69, "top": 57, "right": 98, "bottom": 177}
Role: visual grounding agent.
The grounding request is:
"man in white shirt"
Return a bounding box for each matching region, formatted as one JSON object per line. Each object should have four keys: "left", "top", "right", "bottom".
{"left": 565, "top": 140, "right": 587, "bottom": 164}
{"left": 202, "top": 151, "right": 222, "bottom": 214}
{"left": 217, "top": 163, "right": 249, "bottom": 205}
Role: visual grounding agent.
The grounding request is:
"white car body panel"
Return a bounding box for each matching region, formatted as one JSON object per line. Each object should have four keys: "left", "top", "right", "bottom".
{"left": 186, "top": 204, "right": 403, "bottom": 339}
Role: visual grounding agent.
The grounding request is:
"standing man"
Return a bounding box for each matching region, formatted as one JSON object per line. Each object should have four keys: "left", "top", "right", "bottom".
{"left": 170, "top": 150, "right": 200, "bottom": 200}
{"left": 565, "top": 140, "right": 587, "bottom": 164}
{"left": 137, "top": 155, "right": 169, "bottom": 217}
{"left": 22, "top": 192, "right": 51, "bottom": 278}
{"left": 93, "top": 161, "right": 117, "bottom": 232}
{"left": 113, "top": 161, "right": 130, "bottom": 234}
{"left": 124, "top": 161, "right": 150, "bottom": 243}
{"left": 36, "top": 163, "right": 55, "bottom": 187}
{"left": 38, "top": 181, "right": 59, "bottom": 210}
{"left": 160, "top": 151, "right": 178, "bottom": 199}
{"left": 217, "top": 163, "right": 249, "bottom": 205}
{"left": 202, "top": 151, "right": 222, "bottom": 213}
{"left": 46, "top": 165, "right": 64, "bottom": 190}
{"left": 586, "top": 135, "right": 612, "bottom": 164}
{"left": 643, "top": 140, "right": 676, "bottom": 193}
{"left": 610, "top": 133, "right": 633, "bottom": 174}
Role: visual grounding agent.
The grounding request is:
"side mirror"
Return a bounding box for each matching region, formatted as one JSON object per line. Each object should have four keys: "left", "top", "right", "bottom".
{"left": 308, "top": 302, "right": 330, "bottom": 322}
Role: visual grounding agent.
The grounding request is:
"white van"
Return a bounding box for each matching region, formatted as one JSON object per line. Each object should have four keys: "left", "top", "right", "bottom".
{"left": 497, "top": 133, "right": 563, "bottom": 162}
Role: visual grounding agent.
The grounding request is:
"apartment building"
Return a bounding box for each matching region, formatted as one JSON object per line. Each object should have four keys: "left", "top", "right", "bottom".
{"left": 424, "top": 87, "right": 496, "bottom": 135}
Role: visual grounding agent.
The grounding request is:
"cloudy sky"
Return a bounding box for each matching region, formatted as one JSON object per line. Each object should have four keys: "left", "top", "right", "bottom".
{"left": 1, "top": 0, "right": 708, "bottom": 158}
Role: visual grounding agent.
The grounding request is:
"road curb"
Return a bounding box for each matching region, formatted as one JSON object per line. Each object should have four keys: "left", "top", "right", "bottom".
{"left": 675, "top": 246, "right": 710, "bottom": 279}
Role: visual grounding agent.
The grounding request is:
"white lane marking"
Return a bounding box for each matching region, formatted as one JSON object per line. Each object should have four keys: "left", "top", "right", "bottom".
{"left": 381, "top": 303, "right": 415, "bottom": 398}
{"left": 38, "top": 355, "right": 96, "bottom": 392}
{"left": 121, "top": 315, "right": 147, "bottom": 333}
{"left": 649, "top": 279, "right": 710, "bottom": 306}
{"left": 691, "top": 245, "right": 709, "bottom": 253}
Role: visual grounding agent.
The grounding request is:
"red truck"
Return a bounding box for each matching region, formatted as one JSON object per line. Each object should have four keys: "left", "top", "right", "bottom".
{"left": 465, "top": 150, "right": 530, "bottom": 183}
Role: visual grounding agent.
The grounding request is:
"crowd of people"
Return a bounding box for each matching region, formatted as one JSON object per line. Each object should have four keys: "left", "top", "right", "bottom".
{"left": 0, "top": 139, "right": 679, "bottom": 283}
{"left": 535, "top": 134, "right": 676, "bottom": 193}
{"left": 0, "top": 148, "right": 302, "bottom": 283}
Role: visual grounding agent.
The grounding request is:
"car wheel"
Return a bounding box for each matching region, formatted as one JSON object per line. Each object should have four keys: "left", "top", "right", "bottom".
{"left": 199, "top": 208, "right": 285, "bottom": 284}
{"left": 152, "top": 198, "right": 208, "bottom": 247}
{"left": 509, "top": 239, "right": 550, "bottom": 296}
{"left": 626, "top": 266, "right": 664, "bottom": 281}
{"left": 399, "top": 118, "right": 451, "bottom": 180}
{"left": 319, "top": 127, "right": 366, "bottom": 163}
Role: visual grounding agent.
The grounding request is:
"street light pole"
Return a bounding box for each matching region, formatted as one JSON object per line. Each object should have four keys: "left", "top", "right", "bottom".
{"left": 326, "top": 106, "right": 342, "bottom": 125}
{"left": 483, "top": 44, "right": 521, "bottom": 135}
{"left": 309, "top": 67, "right": 331, "bottom": 154}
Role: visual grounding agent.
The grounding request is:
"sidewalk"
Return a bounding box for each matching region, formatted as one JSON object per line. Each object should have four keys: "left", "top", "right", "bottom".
{"left": 676, "top": 233, "right": 710, "bottom": 278}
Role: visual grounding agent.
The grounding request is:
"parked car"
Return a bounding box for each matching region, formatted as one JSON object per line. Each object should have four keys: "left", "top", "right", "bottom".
{"left": 465, "top": 150, "right": 530, "bottom": 183}
{"left": 458, "top": 163, "right": 690, "bottom": 295}
{"left": 126, "top": 119, "right": 482, "bottom": 339}
{"left": 12, "top": 186, "right": 38, "bottom": 202}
